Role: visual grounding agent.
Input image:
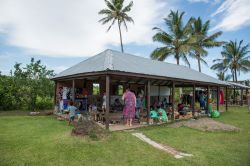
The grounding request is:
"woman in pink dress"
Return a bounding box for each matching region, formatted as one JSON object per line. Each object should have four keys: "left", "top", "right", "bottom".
{"left": 122, "top": 87, "right": 136, "bottom": 126}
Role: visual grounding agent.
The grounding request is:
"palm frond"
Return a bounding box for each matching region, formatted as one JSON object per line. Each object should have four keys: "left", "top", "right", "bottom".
{"left": 122, "top": 1, "right": 133, "bottom": 13}
{"left": 104, "top": 0, "right": 116, "bottom": 11}
{"left": 152, "top": 30, "right": 173, "bottom": 45}
{"left": 150, "top": 47, "right": 172, "bottom": 61}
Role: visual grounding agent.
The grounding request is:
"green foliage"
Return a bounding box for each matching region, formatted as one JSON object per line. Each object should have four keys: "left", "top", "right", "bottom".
{"left": 93, "top": 83, "right": 100, "bottom": 95}
{"left": 0, "top": 58, "right": 55, "bottom": 111}
{"left": 211, "top": 40, "right": 250, "bottom": 82}
{"left": 118, "top": 85, "right": 123, "bottom": 95}
{"left": 151, "top": 10, "right": 205, "bottom": 67}
{"left": 36, "top": 96, "right": 54, "bottom": 110}
{"left": 190, "top": 17, "right": 224, "bottom": 72}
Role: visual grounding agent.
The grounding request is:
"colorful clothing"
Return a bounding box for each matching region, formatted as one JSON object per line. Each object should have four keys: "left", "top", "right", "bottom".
{"left": 150, "top": 110, "right": 158, "bottom": 119}
{"left": 122, "top": 91, "right": 136, "bottom": 119}
{"left": 247, "top": 93, "right": 250, "bottom": 107}
{"left": 158, "top": 108, "right": 168, "bottom": 122}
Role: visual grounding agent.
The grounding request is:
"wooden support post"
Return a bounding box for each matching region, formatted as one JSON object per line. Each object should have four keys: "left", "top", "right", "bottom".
{"left": 217, "top": 86, "right": 220, "bottom": 111}
{"left": 225, "top": 86, "right": 228, "bottom": 112}
{"left": 207, "top": 86, "right": 210, "bottom": 114}
{"left": 233, "top": 87, "right": 236, "bottom": 104}
{"left": 54, "top": 81, "right": 57, "bottom": 105}
{"left": 192, "top": 84, "right": 195, "bottom": 116}
{"left": 147, "top": 80, "right": 151, "bottom": 124}
{"left": 158, "top": 85, "right": 160, "bottom": 101}
{"left": 105, "top": 75, "right": 110, "bottom": 130}
{"left": 241, "top": 88, "right": 243, "bottom": 106}
{"left": 72, "top": 79, "right": 75, "bottom": 102}
{"left": 171, "top": 82, "right": 175, "bottom": 121}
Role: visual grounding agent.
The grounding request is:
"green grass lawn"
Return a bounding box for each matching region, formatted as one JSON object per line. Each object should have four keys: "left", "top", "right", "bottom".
{"left": 0, "top": 107, "right": 249, "bottom": 166}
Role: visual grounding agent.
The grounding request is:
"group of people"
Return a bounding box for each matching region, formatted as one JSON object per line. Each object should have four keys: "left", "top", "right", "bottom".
{"left": 66, "top": 88, "right": 250, "bottom": 127}
{"left": 149, "top": 105, "right": 168, "bottom": 124}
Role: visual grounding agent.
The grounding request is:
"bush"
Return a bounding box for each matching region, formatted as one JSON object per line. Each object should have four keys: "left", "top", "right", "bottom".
{"left": 36, "top": 96, "right": 54, "bottom": 110}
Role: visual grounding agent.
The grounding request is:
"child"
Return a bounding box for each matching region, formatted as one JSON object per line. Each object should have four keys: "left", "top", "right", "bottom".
{"left": 68, "top": 101, "right": 77, "bottom": 125}
{"left": 149, "top": 106, "right": 158, "bottom": 124}
{"left": 90, "top": 104, "right": 98, "bottom": 121}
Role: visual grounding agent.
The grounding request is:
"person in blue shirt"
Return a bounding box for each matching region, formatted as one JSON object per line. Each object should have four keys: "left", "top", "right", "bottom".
{"left": 68, "top": 101, "right": 77, "bottom": 125}
{"left": 135, "top": 94, "right": 143, "bottom": 121}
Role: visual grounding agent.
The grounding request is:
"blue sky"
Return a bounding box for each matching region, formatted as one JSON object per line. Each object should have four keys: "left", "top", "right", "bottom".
{"left": 0, "top": 0, "right": 249, "bottom": 80}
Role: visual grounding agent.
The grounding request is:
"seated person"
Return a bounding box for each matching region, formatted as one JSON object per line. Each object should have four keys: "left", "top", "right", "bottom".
{"left": 113, "top": 98, "right": 123, "bottom": 112}
{"left": 178, "top": 103, "right": 186, "bottom": 115}
{"left": 168, "top": 106, "right": 179, "bottom": 119}
{"left": 162, "top": 98, "right": 169, "bottom": 109}
{"left": 149, "top": 106, "right": 158, "bottom": 124}
{"left": 157, "top": 106, "right": 168, "bottom": 122}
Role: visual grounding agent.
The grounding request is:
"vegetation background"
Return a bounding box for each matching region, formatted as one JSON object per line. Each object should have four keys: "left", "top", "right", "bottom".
{"left": 0, "top": 58, "right": 54, "bottom": 111}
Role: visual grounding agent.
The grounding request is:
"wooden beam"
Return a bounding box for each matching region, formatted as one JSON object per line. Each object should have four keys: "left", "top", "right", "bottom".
{"left": 72, "top": 79, "right": 75, "bottom": 102}
{"left": 225, "top": 87, "right": 228, "bottom": 112}
{"left": 105, "top": 75, "right": 110, "bottom": 130}
{"left": 147, "top": 80, "right": 151, "bottom": 124}
{"left": 217, "top": 86, "right": 220, "bottom": 111}
{"left": 171, "top": 82, "right": 175, "bottom": 121}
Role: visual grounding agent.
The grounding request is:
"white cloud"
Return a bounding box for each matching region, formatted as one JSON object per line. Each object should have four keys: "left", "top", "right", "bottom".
{"left": 0, "top": 0, "right": 174, "bottom": 57}
{"left": 211, "top": 0, "right": 250, "bottom": 31}
{"left": 50, "top": 65, "right": 68, "bottom": 74}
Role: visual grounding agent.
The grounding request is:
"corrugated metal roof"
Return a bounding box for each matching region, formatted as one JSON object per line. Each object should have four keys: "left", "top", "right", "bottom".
{"left": 53, "top": 49, "right": 228, "bottom": 85}
{"left": 226, "top": 81, "right": 250, "bottom": 89}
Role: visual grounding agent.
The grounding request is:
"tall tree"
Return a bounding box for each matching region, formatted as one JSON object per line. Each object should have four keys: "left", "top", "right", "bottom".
{"left": 190, "top": 17, "right": 224, "bottom": 72}
{"left": 216, "top": 72, "right": 232, "bottom": 81}
{"left": 99, "top": 0, "right": 134, "bottom": 53}
{"left": 211, "top": 40, "right": 250, "bottom": 82}
{"left": 150, "top": 10, "right": 204, "bottom": 66}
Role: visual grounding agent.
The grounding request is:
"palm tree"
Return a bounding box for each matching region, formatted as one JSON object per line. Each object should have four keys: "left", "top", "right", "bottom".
{"left": 211, "top": 40, "right": 250, "bottom": 82}
{"left": 216, "top": 72, "right": 232, "bottom": 81}
{"left": 151, "top": 10, "right": 204, "bottom": 66}
{"left": 98, "top": 0, "right": 134, "bottom": 53}
{"left": 190, "top": 17, "right": 224, "bottom": 72}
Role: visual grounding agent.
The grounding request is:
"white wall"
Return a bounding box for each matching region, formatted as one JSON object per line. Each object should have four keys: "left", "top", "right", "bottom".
{"left": 150, "top": 86, "right": 170, "bottom": 96}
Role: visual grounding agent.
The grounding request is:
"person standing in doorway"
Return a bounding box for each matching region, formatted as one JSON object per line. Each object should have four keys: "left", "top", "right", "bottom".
{"left": 122, "top": 86, "right": 136, "bottom": 126}
{"left": 247, "top": 91, "right": 250, "bottom": 114}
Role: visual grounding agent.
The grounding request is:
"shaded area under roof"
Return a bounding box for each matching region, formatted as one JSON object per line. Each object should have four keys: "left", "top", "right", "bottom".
{"left": 53, "top": 49, "right": 228, "bottom": 86}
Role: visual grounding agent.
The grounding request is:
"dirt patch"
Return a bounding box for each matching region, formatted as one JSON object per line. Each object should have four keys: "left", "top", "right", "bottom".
{"left": 71, "top": 116, "right": 110, "bottom": 140}
{"left": 169, "top": 118, "right": 240, "bottom": 132}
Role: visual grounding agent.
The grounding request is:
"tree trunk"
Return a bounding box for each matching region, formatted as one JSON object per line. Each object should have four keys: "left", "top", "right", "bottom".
{"left": 234, "top": 69, "right": 238, "bottom": 82}
{"left": 198, "top": 55, "right": 201, "bottom": 72}
{"left": 176, "top": 53, "right": 179, "bottom": 65}
{"left": 118, "top": 20, "right": 124, "bottom": 53}
{"left": 232, "top": 71, "right": 235, "bottom": 82}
